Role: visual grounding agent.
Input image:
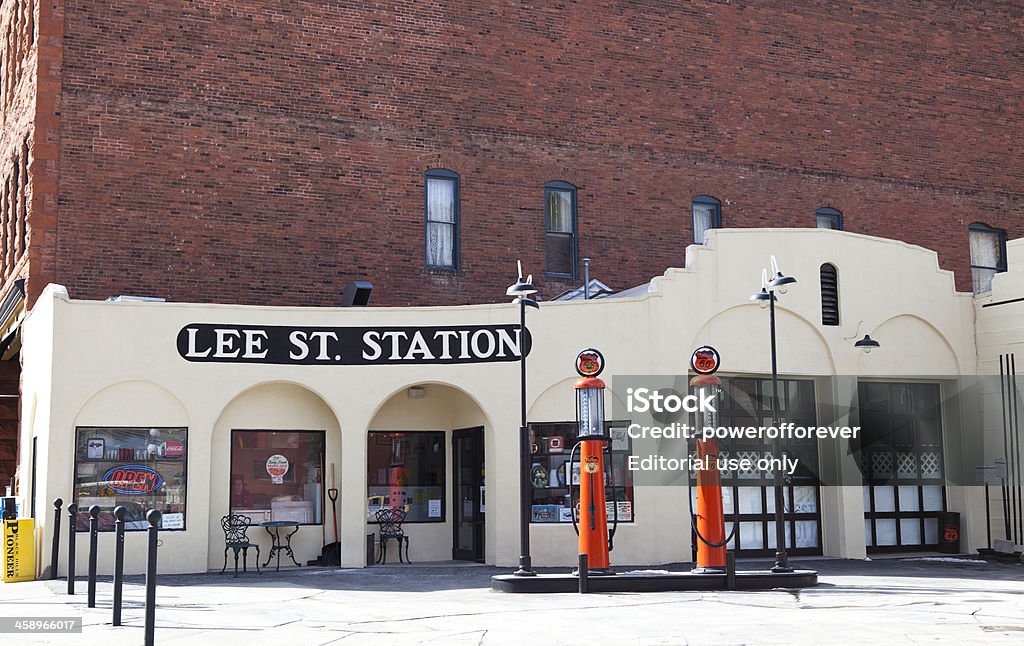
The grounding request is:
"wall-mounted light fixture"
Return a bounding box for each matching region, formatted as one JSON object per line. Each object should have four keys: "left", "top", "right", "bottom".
{"left": 846, "top": 321, "right": 882, "bottom": 354}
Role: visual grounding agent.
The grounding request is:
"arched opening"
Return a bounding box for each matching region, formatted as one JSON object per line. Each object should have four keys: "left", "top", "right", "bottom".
{"left": 207, "top": 382, "right": 342, "bottom": 571}
{"left": 367, "top": 382, "right": 492, "bottom": 563}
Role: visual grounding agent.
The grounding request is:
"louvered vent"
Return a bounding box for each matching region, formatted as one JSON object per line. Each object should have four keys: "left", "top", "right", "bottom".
{"left": 820, "top": 263, "right": 839, "bottom": 326}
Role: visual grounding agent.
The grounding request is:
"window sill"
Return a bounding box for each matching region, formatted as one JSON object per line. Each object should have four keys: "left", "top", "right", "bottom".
{"left": 424, "top": 266, "right": 460, "bottom": 275}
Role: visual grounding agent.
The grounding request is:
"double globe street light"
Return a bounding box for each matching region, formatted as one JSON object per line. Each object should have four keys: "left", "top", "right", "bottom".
{"left": 507, "top": 262, "right": 539, "bottom": 576}
{"left": 750, "top": 255, "right": 796, "bottom": 573}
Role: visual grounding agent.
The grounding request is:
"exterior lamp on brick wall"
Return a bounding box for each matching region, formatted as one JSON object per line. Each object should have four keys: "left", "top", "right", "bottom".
{"left": 507, "top": 261, "right": 539, "bottom": 577}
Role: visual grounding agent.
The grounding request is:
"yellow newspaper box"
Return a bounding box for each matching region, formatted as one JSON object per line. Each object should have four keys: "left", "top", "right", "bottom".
{"left": 3, "top": 518, "right": 35, "bottom": 583}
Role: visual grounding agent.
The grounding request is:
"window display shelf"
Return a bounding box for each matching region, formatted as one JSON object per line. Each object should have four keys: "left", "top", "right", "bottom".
{"left": 528, "top": 421, "right": 635, "bottom": 524}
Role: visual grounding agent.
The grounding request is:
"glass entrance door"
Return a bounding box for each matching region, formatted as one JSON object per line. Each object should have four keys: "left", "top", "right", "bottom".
{"left": 858, "top": 382, "right": 946, "bottom": 552}
{"left": 452, "top": 427, "right": 484, "bottom": 561}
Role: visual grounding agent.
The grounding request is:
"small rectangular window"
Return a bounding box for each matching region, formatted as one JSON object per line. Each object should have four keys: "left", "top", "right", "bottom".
{"left": 367, "top": 431, "right": 446, "bottom": 523}
{"left": 692, "top": 197, "right": 721, "bottom": 244}
{"left": 545, "top": 184, "right": 577, "bottom": 277}
{"left": 969, "top": 224, "right": 1006, "bottom": 294}
{"left": 425, "top": 171, "right": 459, "bottom": 269}
{"left": 816, "top": 208, "right": 843, "bottom": 230}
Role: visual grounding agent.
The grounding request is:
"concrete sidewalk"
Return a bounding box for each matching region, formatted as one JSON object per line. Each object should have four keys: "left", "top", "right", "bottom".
{"left": 2, "top": 557, "right": 1023, "bottom": 645}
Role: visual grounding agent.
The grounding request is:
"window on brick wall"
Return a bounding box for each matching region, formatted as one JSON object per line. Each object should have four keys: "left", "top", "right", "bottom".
{"left": 425, "top": 169, "right": 459, "bottom": 270}
{"left": 545, "top": 181, "right": 577, "bottom": 277}
{"left": 692, "top": 195, "right": 721, "bottom": 244}
{"left": 969, "top": 222, "right": 1006, "bottom": 294}
{"left": 816, "top": 207, "right": 842, "bottom": 230}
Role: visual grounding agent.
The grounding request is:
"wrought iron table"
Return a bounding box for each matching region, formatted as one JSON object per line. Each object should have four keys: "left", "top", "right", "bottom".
{"left": 259, "top": 521, "right": 301, "bottom": 571}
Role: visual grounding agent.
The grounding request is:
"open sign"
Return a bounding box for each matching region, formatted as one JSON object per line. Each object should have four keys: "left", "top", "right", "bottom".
{"left": 103, "top": 465, "right": 164, "bottom": 495}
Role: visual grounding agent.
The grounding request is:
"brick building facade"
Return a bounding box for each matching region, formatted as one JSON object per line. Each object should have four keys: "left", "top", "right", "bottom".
{"left": 2, "top": 1, "right": 1022, "bottom": 313}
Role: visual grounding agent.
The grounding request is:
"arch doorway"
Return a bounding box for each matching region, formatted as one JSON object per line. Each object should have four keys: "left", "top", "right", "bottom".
{"left": 367, "top": 383, "right": 492, "bottom": 563}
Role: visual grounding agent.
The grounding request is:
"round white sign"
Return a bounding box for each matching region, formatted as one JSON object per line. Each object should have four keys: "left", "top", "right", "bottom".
{"left": 266, "top": 454, "right": 289, "bottom": 478}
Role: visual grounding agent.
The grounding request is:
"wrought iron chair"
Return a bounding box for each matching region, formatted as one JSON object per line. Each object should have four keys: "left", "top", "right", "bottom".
{"left": 221, "top": 514, "right": 261, "bottom": 576}
{"left": 374, "top": 507, "right": 410, "bottom": 564}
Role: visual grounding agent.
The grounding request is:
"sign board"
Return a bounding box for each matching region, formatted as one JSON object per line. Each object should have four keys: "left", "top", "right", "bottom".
{"left": 976, "top": 462, "right": 1007, "bottom": 485}
{"left": 994, "top": 458, "right": 1008, "bottom": 478}
{"left": 103, "top": 465, "right": 164, "bottom": 495}
{"left": 266, "top": 455, "right": 289, "bottom": 484}
{"left": 575, "top": 348, "right": 605, "bottom": 377}
{"left": 161, "top": 513, "right": 184, "bottom": 530}
{"left": 3, "top": 519, "right": 35, "bottom": 583}
{"left": 690, "top": 345, "right": 721, "bottom": 375}
{"left": 178, "top": 324, "right": 531, "bottom": 366}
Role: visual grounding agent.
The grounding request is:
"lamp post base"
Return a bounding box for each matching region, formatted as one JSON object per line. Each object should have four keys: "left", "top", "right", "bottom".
{"left": 514, "top": 556, "right": 537, "bottom": 577}
{"left": 770, "top": 551, "right": 794, "bottom": 573}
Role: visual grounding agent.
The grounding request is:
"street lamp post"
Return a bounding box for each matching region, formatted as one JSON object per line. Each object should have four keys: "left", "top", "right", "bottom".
{"left": 508, "top": 262, "right": 539, "bottom": 577}
{"left": 751, "top": 257, "right": 796, "bottom": 573}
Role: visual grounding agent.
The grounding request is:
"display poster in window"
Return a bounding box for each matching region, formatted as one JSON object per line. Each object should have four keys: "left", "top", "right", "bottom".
{"left": 266, "top": 454, "right": 289, "bottom": 485}
{"left": 610, "top": 427, "right": 629, "bottom": 451}
{"left": 161, "top": 512, "right": 185, "bottom": 530}
{"left": 86, "top": 438, "right": 105, "bottom": 460}
{"left": 428, "top": 499, "right": 442, "bottom": 518}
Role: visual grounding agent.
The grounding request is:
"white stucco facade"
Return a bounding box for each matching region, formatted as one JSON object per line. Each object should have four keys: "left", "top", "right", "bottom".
{"left": 15, "top": 228, "right": 1009, "bottom": 576}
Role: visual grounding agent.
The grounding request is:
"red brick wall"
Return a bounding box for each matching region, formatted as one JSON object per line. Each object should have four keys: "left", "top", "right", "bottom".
{"left": 50, "top": 1, "right": 1024, "bottom": 306}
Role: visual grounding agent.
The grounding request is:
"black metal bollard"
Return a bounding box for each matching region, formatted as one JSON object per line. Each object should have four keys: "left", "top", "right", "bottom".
{"left": 145, "top": 509, "right": 161, "bottom": 646}
{"left": 87, "top": 505, "right": 100, "bottom": 608}
{"left": 725, "top": 552, "right": 736, "bottom": 591}
{"left": 51, "top": 498, "right": 63, "bottom": 580}
{"left": 66, "top": 503, "right": 78, "bottom": 595}
{"left": 112, "top": 506, "right": 127, "bottom": 626}
{"left": 578, "top": 553, "right": 589, "bottom": 594}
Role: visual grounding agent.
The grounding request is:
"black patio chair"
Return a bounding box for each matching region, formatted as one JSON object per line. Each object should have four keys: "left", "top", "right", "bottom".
{"left": 221, "top": 514, "right": 261, "bottom": 577}
{"left": 374, "top": 507, "right": 411, "bottom": 564}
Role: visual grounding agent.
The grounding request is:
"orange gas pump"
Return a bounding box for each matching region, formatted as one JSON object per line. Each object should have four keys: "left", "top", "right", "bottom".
{"left": 571, "top": 349, "right": 615, "bottom": 576}
{"left": 689, "top": 349, "right": 736, "bottom": 574}
{"left": 693, "top": 437, "right": 727, "bottom": 572}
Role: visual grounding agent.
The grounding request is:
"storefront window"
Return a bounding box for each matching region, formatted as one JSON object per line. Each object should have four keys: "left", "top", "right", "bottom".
{"left": 528, "top": 421, "right": 635, "bottom": 524}
{"left": 229, "top": 430, "right": 324, "bottom": 524}
{"left": 367, "top": 432, "right": 445, "bottom": 523}
{"left": 73, "top": 427, "right": 188, "bottom": 532}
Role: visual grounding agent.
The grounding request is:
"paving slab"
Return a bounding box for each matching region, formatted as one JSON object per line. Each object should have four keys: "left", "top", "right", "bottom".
{"left": 0, "top": 558, "right": 1022, "bottom": 645}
